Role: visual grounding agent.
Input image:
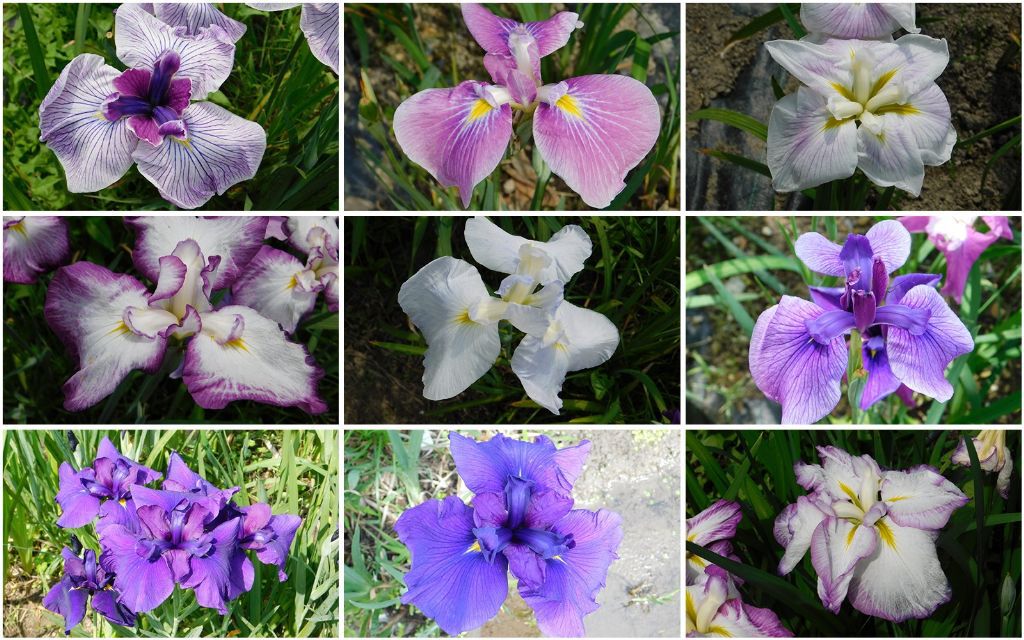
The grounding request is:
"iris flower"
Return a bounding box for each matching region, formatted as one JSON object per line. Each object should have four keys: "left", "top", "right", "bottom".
{"left": 686, "top": 570, "right": 792, "bottom": 637}
{"left": 749, "top": 220, "right": 974, "bottom": 424}
{"left": 395, "top": 433, "right": 621, "bottom": 637}
{"left": 44, "top": 546, "right": 137, "bottom": 634}
{"left": 3, "top": 216, "right": 69, "bottom": 284}
{"left": 800, "top": 3, "right": 919, "bottom": 39}
{"left": 775, "top": 445, "right": 968, "bottom": 621}
{"left": 899, "top": 215, "right": 1015, "bottom": 304}
{"left": 765, "top": 32, "right": 955, "bottom": 195}
{"left": 393, "top": 3, "right": 660, "bottom": 208}
{"left": 952, "top": 430, "right": 1014, "bottom": 499}
{"left": 246, "top": 3, "right": 339, "bottom": 74}
{"left": 39, "top": 4, "right": 266, "bottom": 209}
{"left": 399, "top": 217, "right": 618, "bottom": 414}
{"left": 685, "top": 499, "right": 742, "bottom": 586}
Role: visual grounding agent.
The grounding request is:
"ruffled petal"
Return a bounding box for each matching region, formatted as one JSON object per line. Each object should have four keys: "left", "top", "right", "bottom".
{"left": 800, "top": 3, "right": 915, "bottom": 39}
{"left": 131, "top": 483, "right": 227, "bottom": 518}
{"left": 182, "top": 305, "right": 327, "bottom": 413}
{"left": 231, "top": 246, "right": 317, "bottom": 333}
{"left": 885, "top": 285, "right": 973, "bottom": 401}
{"left": 284, "top": 216, "right": 339, "bottom": 257}
{"left": 42, "top": 577, "right": 87, "bottom": 633}
{"left": 857, "top": 115, "right": 925, "bottom": 196}
{"left": 448, "top": 432, "right": 590, "bottom": 496}
{"left": 132, "top": 102, "right": 266, "bottom": 209}
{"left": 98, "top": 524, "right": 175, "bottom": 613}
{"left": 767, "top": 88, "right": 858, "bottom": 192}
{"left": 2, "top": 216, "right": 70, "bottom": 284}
{"left": 764, "top": 39, "right": 849, "bottom": 98}
{"left": 874, "top": 34, "right": 950, "bottom": 97}
{"left": 775, "top": 494, "right": 832, "bottom": 575}
{"left": 55, "top": 462, "right": 102, "bottom": 528}
{"left": 97, "top": 435, "right": 161, "bottom": 484}
{"left": 394, "top": 496, "right": 509, "bottom": 636}
{"left": 397, "top": 257, "right": 500, "bottom": 400}
{"left": 179, "top": 518, "right": 253, "bottom": 613}
{"left": 880, "top": 466, "right": 968, "bottom": 529}
{"left": 253, "top": 514, "right": 302, "bottom": 580}
{"left": 533, "top": 75, "right": 660, "bottom": 208}
{"left": 90, "top": 589, "right": 137, "bottom": 628}
{"left": 464, "top": 216, "right": 592, "bottom": 282}
{"left": 794, "top": 232, "right": 845, "bottom": 276}
{"left": 864, "top": 219, "right": 912, "bottom": 274}
{"left": 298, "top": 3, "right": 339, "bottom": 74}
{"left": 38, "top": 54, "right": 137, "bottom": 192}
{"left": 686, "top": 500, "right": 741, "bottom": 548}
{"left": 153, "top": 2, "right": 247, "bottom": 42}
{"left": 810, "top": 516, "right": 879, "bottom": 613}
{"left": 393, "top": 81, "right": 513, "bottom": 207}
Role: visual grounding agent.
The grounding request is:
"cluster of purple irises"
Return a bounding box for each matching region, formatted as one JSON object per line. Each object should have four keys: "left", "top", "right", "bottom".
{"left": 44, "top": 436, "right": 301, "bottom": 633}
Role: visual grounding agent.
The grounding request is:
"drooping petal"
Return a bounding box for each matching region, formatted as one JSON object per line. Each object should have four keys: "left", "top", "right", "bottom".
{"left": 703, "top": 598, "right": 794, "bottom": 637}
{"left": 231, "top": 246, "right": 318, "bottom": 333}
{"left": 775, "top": 494, "right": 832, "bottom": 575}
{"left": 55, "top": 462, "right": 102, "bottom": 528}
{"left": 126, "top": 216, "right": 268, "bottom": 291}
{"left": 115, "top": 3, "right": 236, "bottom": 100}
{"left": 860, "top": 337, "right": 903, "bottom": 409}
{"left": 533, "top": 75, "right": 660, "bottom": 208}
{"left": 937, "top": 227, "right": 1001, "bottom": 304}
{"left": 767, "top": 88, "right": 858, "bottom": 193}
{"left": 298, "top": 3, "right": 339, "bottom": 74}
{"left": 38, "top": 54, "right": 138, "bottom": 192}
{"left": 846, "top": 519, "right": 952, "bottom": 622}
{"left": 510, "top": 331, "right": 570, "bottom": 414}
{"left": 181, "top": 305, "right": 327, "bottom": 413}
{"left": 179, "top": 518, "right": 253, "bottom": 613}
{"left": 856, "top": 115, "right": 925, "bottom": 196}
{"left": 3, "top": 216, "right": 70, "bottom": 284}
{"left": 864, "top": 220, "right": 912, "bottom": 274}
{"left": 393, "top": 81, "right": 513, "bottom": 208}
{"left": 44, "top": 263, "right": 168, "bottom": 411}
{"left": 880, "top": 466, "right": 968, "bottom": 529}
{"left": 251, "top": 514, "right": 302, "bottom": 580}
{"left": 810, "top": 516, "right": 879, "bottom": 613}
{"left": 132, "top": 102, "right": 267, "bottom": 209}
{"left": 686, "top": 500, "right": 742, "bottom": 548}
{"left": 448, "top": 432, "right": 591, "bottom": 496}
{"left": 99, "top": 524, "right": 175, "bottom": 613}
{"left": 795, "top": 233, "right": 845, "bottom": 276}
{"left": 800, "top": 3, "right": 918, "bottom": 39}
{"left": 42, "top": 577, "right": 87, "bottom": 634}
{"left": 395, "top": 496, "right": 509, "bottom": 636}
{"left": 153, "top": 2, "right": 247, "bottom": 42}
{"left": 885, "top": 285, "right": 974, "bottom": 401}
{"left": 90, "top": 589, "right": 137, "bottom": 628}
{"left": 464, "top": 216, "right": 592, "bottom": 282}
{"left": 397, "top": 257, "right": 500, "bottom": 400}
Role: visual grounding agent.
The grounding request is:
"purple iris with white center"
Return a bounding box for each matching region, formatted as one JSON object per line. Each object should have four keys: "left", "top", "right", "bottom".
{"left": 749, "top": 220, "right": 974, "bottom": 424}
{"left": 102, "top": 51, "right": 192, "bottom": 146}
{"left": 43, "top": 546, "right": 136, "bottom": 634}
{"left": 395, "top": 433, "right": 622, "bottom": 637}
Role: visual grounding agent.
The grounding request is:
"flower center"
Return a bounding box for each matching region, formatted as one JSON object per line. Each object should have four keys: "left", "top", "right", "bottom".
{"left": 828, "top": 53, "right": 916, "bottom": 133}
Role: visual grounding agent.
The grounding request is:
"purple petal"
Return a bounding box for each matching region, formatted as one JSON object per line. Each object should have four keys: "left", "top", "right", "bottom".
{"left": 448, "top": 432, "right": 591, "bottom": 496}
{"left": 886, "top": 272, "right": 941, "bottom": 305}
{"left": 38, "top": 54, "right": 137, "bottom": 192}
{"left": 518, "top": 509, "right": 623, "bottom": 637}
{"left": 132, "top": 102, "right": 266, "bottom": 209}
{"left": 284, "top": 215, "right": 339, "bottom": 258}
{"left": 800, "top": 3, "right": 917, "bottom": 38}
{"left": 181, "top": 305, "right": 327, "bottom": 413}
{"left": 860, "top": 337, "right": 903, "bottom": 410}
{"left": 97, "top": 497, "right": 141, "bottom": 534}
{"left": 865, "top": 220, "right": 912, "bottom": 274}
{"left": 525, "top": 489, "right": 574, "bottom": 529}
{"left": 90, "top": 589, "right": 137, "bottom": 628}
{"left": 299, "top": 3, "right": 339, "bottom": 74}
{"left": 153, "top": 2, "right": 247, "bottom": 42}
{"left": 885, "top": 285, "right": 974, "bottom": 401}
{"left": 231, "top": 246, "right": 318, "bottom": 334}
{"left": 44, "top": 263, "right": 168, "bottom": 411}
{"left": 533, "top": 75, "right": 660, "bottom": 208}
{"left": 461, "top": 3, "right": 520, "bottom": 54}
{"left": 795, "top": 233, "right": 845, "bottom": 277}
{"left": 3, "top": 216, "right": 70, "bottom": 284}
{"left": 393, "top": 81, "right": 513, "bottom": 207}
{"left": 394, "top": 496, "right": 509, "bottom": 636}
{"left": 95, "top": 433, "right": 163, "bottom": 485}
{"left": 115, "top": 4, "right": 235, "bottom": 100}
{"left": 98, "top": 524, "right": 175, "bottom": 613}
{"left": 808, "top": 286, "right": 845, "bottom": 311}
{"left": 471, "top": 492, "right": 508, "bottom": 528}
{"left": 127, "top": 114, "right": 165, "bottom": 146}
{"left": 982, "top": 216, "right": 1014, "bottom": 240}
{"left": 110, "top": 67, "right": 152, "bottom": 99}
{"left": 56, "top": 463, "right": 101, "bottom": 528}
{"left": 483, "top": 52, "right": 517, "bottom": 85}
{"left": 43, "top": 577, "right": 87, "bottom": 633}
{"left": 686, "top": 499, "right": 742, "bottom": 547}
{"left": 180, "top": 518, "right": 253, "bottom": 613}
{"left": 131, "top": 483, "right": 226, "bottom": 518}
{"left": 504, "top": 542, "right": 546, "bottom": 587}
{"left": 524, "top": 11, "right": 583, "bottom": 57}
{"left": 505, "top": 68, "right": 537, "bottom": 106}
{"left": 253, "top": 514, "right": 302, "bottom": 580}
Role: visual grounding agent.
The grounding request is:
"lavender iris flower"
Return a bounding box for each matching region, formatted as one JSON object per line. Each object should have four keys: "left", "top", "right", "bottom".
{"left": 749, "top": 220, "right": 974, "bottom": 424}
{"left": 395, "top": 433, "right": 622, "bottom": 637}
{"left": 43, "top": 547, "right": 137, "bottom": 634}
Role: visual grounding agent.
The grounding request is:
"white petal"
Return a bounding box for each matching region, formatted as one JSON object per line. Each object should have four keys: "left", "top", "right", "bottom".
{"left": 800, "top": 3, "right": 912, "bottom": 39}
{"left": 464, "top": 216, "right": 592, "bottom": 282}
{"left": 881, "top": 3, "right": 920, "bottom": 34}
{"left": 880, "top": 467, "right": 968, "bottom": 529}
{"left": 881, "top": 83, "right": 956, "bottom": 166}
{"left": 810, "top": 517, "right": 879, "bottom": 613}
{"left": 776, "top": 495, "right": 831, "bottom": 575}
{"left": 511, "top": 332, "right": 571, "bottom": 414}
{"left": 764, "top": 39, "right": 850, "bottom": 99}
{"left": 299, "top": 3, "right": 339, "bottom": 75}
{"left": 397, "top": 257, "right": 500, "bottom": 400}
{"left": 556, "top": 302, "right": 619, "bottom": 371}
{"left": 767, "top": 89, "right": 858, "bottom": 192}
{"left": 231, "top": 246, "right": 318, "bottom": 333}
{"left": 856, "top": 116, "right": 925, "bottom": 196}
{"left": 284, "top": 216, "right": 339, "bottom": 257}
{"left": 875, "top": 34, "right": 950, "bottom": 97}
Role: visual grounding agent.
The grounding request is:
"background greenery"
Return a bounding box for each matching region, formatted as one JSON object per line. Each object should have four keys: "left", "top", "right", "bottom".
{"left": 2, "top": 216, "right": 339, "bottom": 424}
{"left": 686, "top": 429, "right": 1022, "bottom": 637}
{"left": 345, "top": 3, "right": 680, "bottom": 210}
{"left": 3, "top": 429, "right": 339, "bottom": 637}
{"left": 686, "top": 216, "right": 1022, "bottom": 424}
{"left": 345, "top": 216, "right": 681, "bottom": 424}
{"left": 3, "top": 3, "right": 338, "bottom": 210}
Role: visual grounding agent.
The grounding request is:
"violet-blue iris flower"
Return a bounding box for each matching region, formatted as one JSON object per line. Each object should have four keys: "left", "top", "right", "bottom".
{"left": 44, "top": 546, "right": 137, "bottom": 634}
{"left": 749, "top": 220, "right": 974, "bottom": 424}
{"left": 39, "top": 4, "right": 266, "bottom": 209}
{"left": 2, "top": 217, "right": 70, "bottom": 284}
{"left": 395, "top": 433, "right": 622, "bottom": 637}
{"left": 55, "top": 436, "right": 161, "bottom": 531}
{"left": 246, "top": 3, "right": 339, "bottom": 74}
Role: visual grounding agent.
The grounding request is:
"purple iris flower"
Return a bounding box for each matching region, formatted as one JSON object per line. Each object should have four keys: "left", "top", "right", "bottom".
{"left": 749, "top": 220, "right": 974, "bottom": 424}
{"left": 55, "top": 436, "right": 161, "bottom": 530}
{"left": 395, "top": 433, "right": 622, "bottom": 637}
{"left": 43, "top": 546, "right": 136, "bottom": 634}
{"left": 3, "top": 217, "right": 70, "bottom": 284}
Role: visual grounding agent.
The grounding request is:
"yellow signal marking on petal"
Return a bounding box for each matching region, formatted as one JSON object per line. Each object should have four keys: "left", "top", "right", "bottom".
{"left": 119, "top": 498, "right": 126, "bottom": 507}
{"left": 830, "top": 82, "right": 857, "bottom": 103}
{"left": 870, "top": 69, "right": 898, "bottom": 98}
{"left": 708, "top": 626, "right": 733, "bottom": 637}
{"left": 172, "top": 137, "right": 193, "bottom": 149}
{"left": 286, "top": 275, "right": 298, "bottom": 290}
{"left": 873, "top": 103, "right": 920, "bottom": 116}
{"left": 875, "top": 518, "right": 897, "bottom": 549}
{"left": 685, "top": 591, "right": 698, "bottom": 625}
{"left": 224, "top": 338, "right": 250, "bottom": 352}
{"left": 887, "top": 495, "right": 907, "bottom": 502}
{"left": 109, "top": 321, "right": 133, "bottom": 336}
{"left": 556, "top": 94, "right": 584, "bottom": 119}
{"left": 838, "top": 482, "right": 861, "bottom": 508}
{"left": 822, "top": 117, "right": 849, "bottom": 131}
{"left": 454, "top": 309, "right": 474, "bottom": 325}
{"left": 467, "top": 99, "right": 493, "bottom": 122}
{"left": 466, "top": 541, "right": 482, "bottom": 554}
{"left": 845, "top": 524, "right": 859, "bottom": 549}
{"left": 94, "top": 110, "right": 107, "bottom": 120}
{"left": 8, "top": 221, "right": 27, "bottom": 236}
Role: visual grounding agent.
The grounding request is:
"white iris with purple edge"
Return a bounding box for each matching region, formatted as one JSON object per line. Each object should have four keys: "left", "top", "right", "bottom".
{"left": 392, "top": 3, "right": 661, "bottom": 209}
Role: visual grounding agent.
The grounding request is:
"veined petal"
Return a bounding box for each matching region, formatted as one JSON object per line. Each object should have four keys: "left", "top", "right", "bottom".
{"left": 132, "top": 102, "right": 267, "bottom": 209}
{"left": 395, "top": 496, "right": 509, "bottom": 636}
{"left": 115, "top": 3, "right": 236, "bottom": 100}
{"left": 847, "top": 519, "right": 951, "bottom": 621}
{"left": 874, "top": 34, "right": 950, "bottom": 97}
{"left": 880, "top": 466, "right": 968, "bottom": 529}
{"left": 810, "top": 516, "right": 879, "bottom": 613}
{"left": 461, "top": 3, "right": 521, "bottom": 54}
{"left": 90, "top": 589, "right": 138, "bottom": 628}
{"left": 43, "top": 577, "right": 87, "bottom": 634}
{"left": 246, "top": 3, "right": 301, "bottom": 10}
{"left": 182, "top": 305, "right": 327, "bottom": 413}
{"left": 524, "top": 11, "right": 583, "bottom": 57}
{"left": 38, "top": 54, "right": 137, "bottom": 192}
{"left": 393, "top": 81, "right": 513, "bottom": 208}
{"left": 864, "top": 219, "right": 911, "bottom": 274}
{"left": 44, "top": 263, "right": 168, "bottom": 411}
{"left": 448, "top": 432, "right": 590, "bottom": 496}
{"left": 397, "top": 257, "right": 499, "bottom": 400}
{"left": 857, "top": 116, "right": 925, "bottom": 196}
{"left": 231, "top": 246, "right": 318, "bottom": 333}
{"left": 885, "top": 285, "right": 973, "bottom": 401}
{"left": 533, "top": 75, "right": 660, "bottom": 208}
{"left": 764, "top": 39, "right": 849, "bottom": 98}
{"left": 705, "top": 599, "right": 794, "bottom": 637}
{"left": 153, "top": 2, "right": 247, "bottom": 42}
{"left": 881, "top": 83, "right": 956, "bottom": 166}
{"left": 686, "top": 500, "right": 741, "bottom": 548}
{"left": 767, "top": 88, "right": 858, "bottom": 192}
{"left": 55, "top": 462, "right": 101, "bottom": 528}
{"left": 179, "top": 519, "right": 253, "bottom": 614}
{"left": 2, "top": 216, "right": 70, "bottom": 284}
{"left": 299, "top": 3, "right": 339, "bottom": 74}
{"left": 464, "top": 216, "right": 592, "bottom": 282}
{"left": 794, "top": 233, "right": 845, "bottom": 276}
{"left": 775, "top": 494, "right": 831, "bottom": 575}
{"left": 860, "top": 338, "right": 903, "bottom": 409}
{"left": 800, "top": 3, "right": 917, "bottom": 39}
{"left": 886, "top": 272, "right": 941, "bottom": 305}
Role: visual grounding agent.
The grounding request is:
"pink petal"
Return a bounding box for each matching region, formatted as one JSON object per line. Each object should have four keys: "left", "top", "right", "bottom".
{"left": 3, "top": 217, "right": 70, "bottom": 284}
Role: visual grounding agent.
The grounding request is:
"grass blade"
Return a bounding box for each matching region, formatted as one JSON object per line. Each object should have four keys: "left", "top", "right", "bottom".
{"left": 19, "top": 5, "right": 51, "bottom": 101}
{"left": 688, "top": 108, "right": 768, "bottom": 141}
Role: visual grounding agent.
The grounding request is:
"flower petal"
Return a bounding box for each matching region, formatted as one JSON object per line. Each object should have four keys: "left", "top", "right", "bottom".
{"left": 99, "top": 524, "right": 175, "bottom": 613}
{"left": 38, "top": 54, "right": 138, "bottom": 192}
{"left": 448, "top": 432, "right": 590, "bottom": 496}
{"left": 299, "top": 3, "right": 339, "bottom": 74}
{"left": 857, "top": 115, "right": 925, "bottom": 196}
{"left": 55, "top": 462, "right": 102, "bottom": 528}
{"left": 153, "top": 2, "right": 247, "bottom": 42}
{"left": 764, "top": 39, "right": 849, "bottom": 98}
{"left": 464, "top": 216, "right": 592, "bottom": 282}
{"left": 767, "top": 88, "right": 858, "bottom": 192}
{"left": 461, "top": 3, "right": 520, "bottom": 54}
{"left": 800, "top": 3, "right": 915, "bottom": 39}
{"left": 3, "top": 216, "right": 70, "bottom": 284}
{"left": 875, "top": 34, "right": 950, "bottom": 97}
{"left": 394, "top": 496, "right": 509, "bottom": 636}
{"left": 284, "top": 216, "right": 339, "bottom": 257}
{"left": 179, "top": 518, "right": 253, "bottom": 613}
{"left": 886, "top": 272, "right": 940, "bottom": 304}
{"left": 881, "top": 83, "right": 957, "bottom": 167}
{"left": 880, "top": 466, "right": 968, "bottom": 529}
{"left": 707, "top": 599, "right": 794, "bottom": 637}
{"left": 937, "top": 228, "right": 1000, "bottom": 304}
{"left": 132, "top": 102, "right": 266, "bottom": 209}
{"left": 397, "top": 257, "right": 499, "bottom": 400}
{"left": 885, "top": 285, "right": 973, "bottom": 401}
{"left": 253, "top": 514, "right": 302, "bottom": 580}
{"left": 231, "top": 246, "right": 318, "bottom": 333}
{"left": 794, "top": 233, "right": 845, "bottom": 277}
{"left": 393, "top": 81, "right": 512, "bottom": 208}
{"left": 860, "top": 338, "right": 903, "bottom": 409}
{"left": 533, "top": 75, "right": 660, "bottom": 208}
{"left": 686, "top": 500, "right": 741, "bottom": 549}
{"left": 90, "top": 589, "right": 137, "bottom": 628}
{"left": 775, "top": 494, "right": 833, "bottom": 576}
{"left": 864, "top": 219, "right": 911, "bottom": 274}
{"left": 182, "top": 305, "right": 327, "bottom": 413}
{"left": 810, "top": 516, "right": 879, "bottom": 613}
{"left": 43, "top": 577, "right": 87, "bottom": 633}
{"left": 524, "top": 11, "right": 583, "bottom": 57}
{"left": 115, "top": 3, "right": 236, "bottom": 100}
{"left": 510, "top": 329, "right": 571, "bottom": 414}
